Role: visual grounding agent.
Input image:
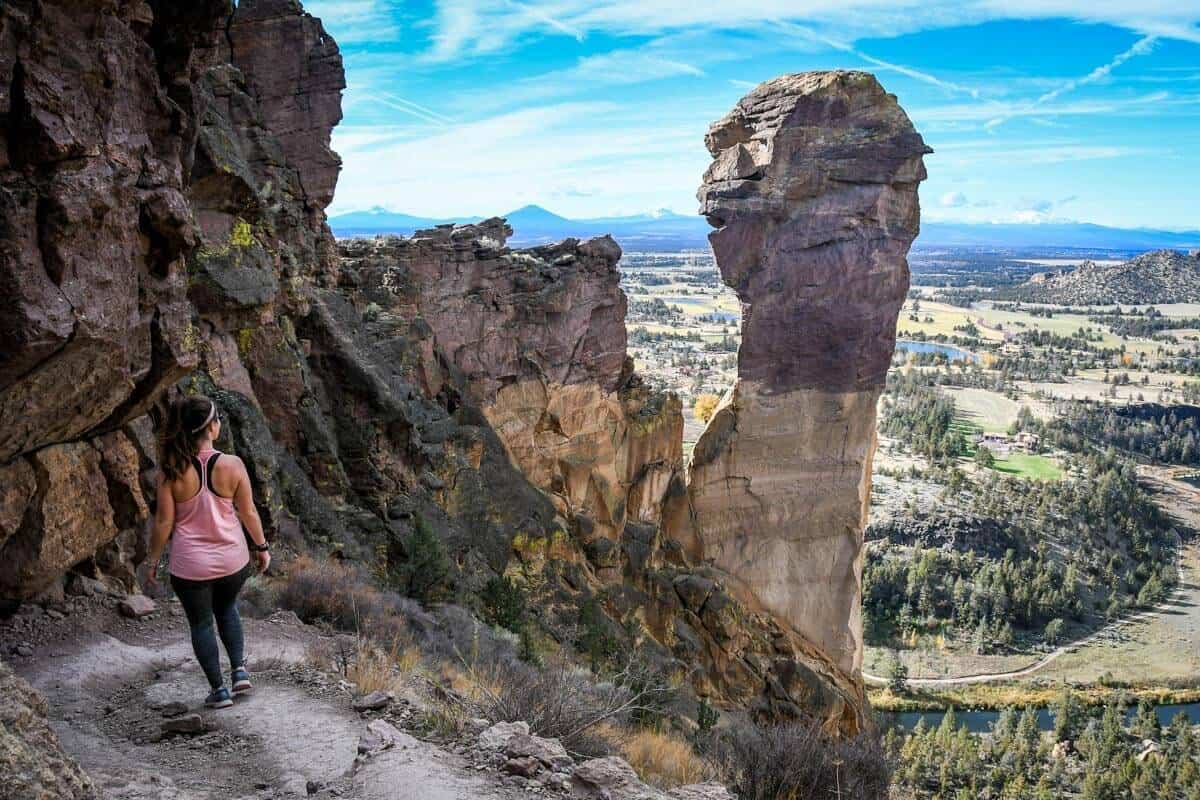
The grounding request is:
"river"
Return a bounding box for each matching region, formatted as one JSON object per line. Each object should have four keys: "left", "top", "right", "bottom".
{"left": 885, "top": 701, "right": 1200, "bottom": 734}
{"left": 894, "top": 340, "right": 978, "bottom": 363}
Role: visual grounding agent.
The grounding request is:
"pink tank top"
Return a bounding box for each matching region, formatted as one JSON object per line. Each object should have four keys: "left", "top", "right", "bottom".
{"left": 169, "top": 449, "right": 250, "bottom": 580}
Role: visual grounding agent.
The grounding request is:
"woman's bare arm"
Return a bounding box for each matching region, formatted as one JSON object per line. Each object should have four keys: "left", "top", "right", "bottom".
{"left": 231, "top": 458, "right": 266, "bottom": 547}
{"left": 143, "top": 474, "right": 175, "bottom": 588}
{"left": 231, "top": 457, "right": 270, "bottom": 573}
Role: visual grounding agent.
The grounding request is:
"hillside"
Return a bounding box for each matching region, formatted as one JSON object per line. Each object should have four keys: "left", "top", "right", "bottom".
{"left": 1004, "top": 249, "right": 1200, "bottom": 304}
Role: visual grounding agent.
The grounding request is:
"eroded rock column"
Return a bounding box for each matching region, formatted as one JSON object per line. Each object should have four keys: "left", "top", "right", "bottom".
{"left": 681, "top": 71, "right": 929, "bottom": 677}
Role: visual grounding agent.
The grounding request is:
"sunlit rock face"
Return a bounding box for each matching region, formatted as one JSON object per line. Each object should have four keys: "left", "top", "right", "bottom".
{"left": 682, "top": 71, "right": 930, "bottom": 678}
{"left": 340, "top": 223, "right": 683, "bottom": 556}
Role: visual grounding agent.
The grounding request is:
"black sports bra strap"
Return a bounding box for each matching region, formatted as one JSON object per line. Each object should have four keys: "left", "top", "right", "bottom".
{"left": 206, "top": 452, "right": 220, "bottom": 490}
{"left": 191, "top": 456, "right": 205, "bottom": 490}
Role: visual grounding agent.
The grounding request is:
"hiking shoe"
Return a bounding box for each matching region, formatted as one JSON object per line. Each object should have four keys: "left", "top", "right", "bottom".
{"left": 231, "top": 667, "right": 252, "bottom": 695}
{"left": 205, "top": 687, "right": 233, "bottom": 709}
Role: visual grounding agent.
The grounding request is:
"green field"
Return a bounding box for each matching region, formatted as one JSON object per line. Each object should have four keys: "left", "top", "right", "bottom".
{"left": 991, "top": 451, "right": 1061, "bottom": 480}
{"left": 945, "top": 387, "right": 1020, "bottom": 433}
{"left": 952, "top": 409, "right": 1061, "bottom": 480}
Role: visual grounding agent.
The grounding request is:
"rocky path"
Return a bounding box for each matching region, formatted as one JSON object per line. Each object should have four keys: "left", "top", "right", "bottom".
{"left": 3, "top": 599, "right": 518, "bottom": 799}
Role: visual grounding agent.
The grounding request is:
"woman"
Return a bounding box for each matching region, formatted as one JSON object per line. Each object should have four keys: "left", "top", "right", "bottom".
{"left": 143, "top": 396, "right": 271, "bottom": 709}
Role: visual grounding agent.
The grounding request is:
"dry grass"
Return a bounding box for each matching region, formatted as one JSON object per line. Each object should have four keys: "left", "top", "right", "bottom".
{"left": 620, "top": 727, "right": 713, "bottom": 788}
{"left": 348, "top": 638, "right": 419, "bottom": 695}
{"left": 275, "top": 555, "right": 422, "bottom": 643}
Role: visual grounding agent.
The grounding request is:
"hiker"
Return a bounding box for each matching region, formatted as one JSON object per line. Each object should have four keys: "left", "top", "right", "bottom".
{"left": 142, "top": 396, "right": 271, "bottom": 709}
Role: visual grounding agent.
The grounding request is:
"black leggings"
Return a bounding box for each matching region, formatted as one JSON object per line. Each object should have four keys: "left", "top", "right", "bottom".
{"left": 171, "top": 562, "right": 252, "bottom": 689}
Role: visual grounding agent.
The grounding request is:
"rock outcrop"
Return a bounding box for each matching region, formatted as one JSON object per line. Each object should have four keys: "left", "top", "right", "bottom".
{"left": 1005, "top": 249, "right": 1200, "bottom": 305}
{"left": 0, "top": 0, "right": 226, "bottom": 599}
{"left": 339, "top": 224, "right": 682, "bottom": 550}
{"left": 677, "top": 72, "right": 929, "bottom": 681}
{"left": 0, "top": 660, "right": 96, "bottom": 799}
{"left": 0, "top": 0, "right": 925, "bottom": 744}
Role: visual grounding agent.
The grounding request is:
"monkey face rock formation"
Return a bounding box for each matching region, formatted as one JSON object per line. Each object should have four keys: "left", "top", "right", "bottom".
{"left": 683, "top": 71, "right": 930, "bottom": 677}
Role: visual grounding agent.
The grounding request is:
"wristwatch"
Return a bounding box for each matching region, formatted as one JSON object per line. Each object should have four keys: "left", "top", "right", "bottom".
{"left": 249, "top": 541, "right": 270, "bottom": 552}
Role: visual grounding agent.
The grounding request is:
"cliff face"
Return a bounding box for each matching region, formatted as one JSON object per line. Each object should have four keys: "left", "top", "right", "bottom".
{"left": 0, "top": 0, "right": 227, "bottom": 598}
{"left": 339, "top": 225, "right": 682, "bottom": 549}
{"left": 0, "top": 0, "right": 924, "bottom": 742}
{"left": 682, "top": 71, "right": 930, "bottom": 677}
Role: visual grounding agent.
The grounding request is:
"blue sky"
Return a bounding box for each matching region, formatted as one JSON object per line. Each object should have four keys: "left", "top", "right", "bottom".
{"left": 308, "top": 1, "right": 1200, "bottom": 229}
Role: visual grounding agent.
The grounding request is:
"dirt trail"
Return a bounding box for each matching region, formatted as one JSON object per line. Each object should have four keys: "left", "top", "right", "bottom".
{"left": 4, "top": 602, "right": 517, "bottom": 799}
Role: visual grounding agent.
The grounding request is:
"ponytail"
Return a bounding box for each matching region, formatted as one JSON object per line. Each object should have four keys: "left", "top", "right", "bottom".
{"left": 159, "top": 396, "right": 217, "bottom": 481}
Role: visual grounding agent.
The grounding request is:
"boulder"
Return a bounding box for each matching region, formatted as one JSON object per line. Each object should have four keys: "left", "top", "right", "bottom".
{"left": 503, "top": 756, "right": 542, "bottom": 778}
{"left": 119, "top": 595, "right": 157, "bottom": 619}
{"left": 570, "top": 756, "right": 652, "bottom": 799}
{"left": 478, "top": 720, "right": 530, "bottom": 750}
{"left": 0, "top": 661, "right": 96, "bottom": 798}
{"left": 161, "top": 713, "right": 206, "bottom": 735}
{"left": 352, "top": 690, "right": 393, "bottom": 712}
{"left": 504, "top": 733, "right": 573, "bottom": 771}
{"left": 668, "top": 784, "right": 736, "bottom": 800}
{"left": 357, "top": 719, "right": 412, "bottom": 754}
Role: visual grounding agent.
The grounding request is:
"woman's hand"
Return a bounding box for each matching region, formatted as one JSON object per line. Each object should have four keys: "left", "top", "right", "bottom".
{"left": 141, "top": 563, "right": 160, "bottom": 594}
{"left": 254, "top": 549, "right": 271, "bottom": 574}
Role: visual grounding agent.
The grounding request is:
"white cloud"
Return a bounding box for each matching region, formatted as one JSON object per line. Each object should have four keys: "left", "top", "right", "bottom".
{"left": 940, "top": 190, "right": 968, "bottom": 207}
{"left": 327, "top": 101, "right": 710, "bottom": 217}
{"left": 415, "top": 1, "right": 1200, "bottom": 61}
{"left": 303, "top": 0, "right": 402, "bottom": 43}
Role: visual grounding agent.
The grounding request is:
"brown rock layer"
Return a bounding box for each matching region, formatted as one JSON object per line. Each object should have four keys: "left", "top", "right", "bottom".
{"left": 679, "top": 71, "right": 929, "bottom": 685}
{"left": 0, "top": 0, "right": 229, "bottom": 598}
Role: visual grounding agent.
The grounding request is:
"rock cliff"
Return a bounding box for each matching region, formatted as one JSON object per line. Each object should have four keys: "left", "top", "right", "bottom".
{"left": 0, "top": 0, "right": 925, "bottom": 745}
{"left": 0, "top": 0, "right": 226, "bottom": 599}
{"left": 338, "top": 224, "right": 682, "bottom": 549}
{"left": 679, "top": 72, "right": 929, "bottom": 678}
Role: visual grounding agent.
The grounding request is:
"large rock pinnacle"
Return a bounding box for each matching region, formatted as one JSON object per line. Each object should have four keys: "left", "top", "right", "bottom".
{"left": 682, "top": 71, "right": 930, "bottom": 678}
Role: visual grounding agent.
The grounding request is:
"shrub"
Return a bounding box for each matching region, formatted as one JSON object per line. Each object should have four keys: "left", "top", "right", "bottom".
{"left": 457, "top": 650, "right": 674, "bottom": 758}
{"left": 621, "top": 728, "right": 713, "bottom": 788}
{"left": 577, "top": 596, "right": 621, "bottom": 671}
{"left": 693, "top": 393, "right": 720, "bottom": 423}
{"left": 391, "top": 513, "right": 451, "bottom": 601}
{"left": 479, "top": 575, "right": 527, "bottom": 633}
{"left": 702, "top": 718, "right": 891, "bottom": 800}
{"left": 275, "top": 555, "right": 422, "bottom": 643}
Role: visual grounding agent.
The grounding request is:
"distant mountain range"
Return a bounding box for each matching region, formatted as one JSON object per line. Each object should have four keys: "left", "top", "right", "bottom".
{"left": 328, "top": 204, "right": 1200, "bottom": 253}
{"left": 328, "top": 205, "right": 714, "bottom": 250}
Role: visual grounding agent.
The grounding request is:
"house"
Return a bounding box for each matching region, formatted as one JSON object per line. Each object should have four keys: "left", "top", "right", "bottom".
{"left": 1014, "top": 431, "right": 1040, "bottom": 452}
{"left": 974, "top": 432, "right": 1012, "bottom": 455}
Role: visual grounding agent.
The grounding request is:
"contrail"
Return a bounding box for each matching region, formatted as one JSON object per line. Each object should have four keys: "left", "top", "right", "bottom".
{"left": 777, "top": 21, "right": 980, "bottom": 99}
{"left": 375, "top": 91, "right": 456, "bottom": 124}
{"left": 986, "top": 35, "right": 1158, "bottom": 130}
{"left": 363, "top": 93, "right": 451, "bottom": 126}
{"left": 504, "top": 0, "right": 585, "bottom": 42}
